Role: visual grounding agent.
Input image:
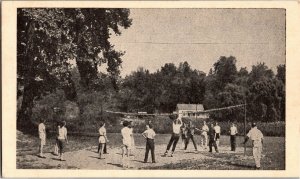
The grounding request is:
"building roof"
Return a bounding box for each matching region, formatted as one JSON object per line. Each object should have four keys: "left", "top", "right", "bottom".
{"left": 176, "top": 104, "right": 204, "bottom": 111}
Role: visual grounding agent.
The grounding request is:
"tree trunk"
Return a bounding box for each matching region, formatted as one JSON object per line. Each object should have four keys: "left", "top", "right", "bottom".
{"left": 17, "top": 82, "right": 36, "bottom": 134}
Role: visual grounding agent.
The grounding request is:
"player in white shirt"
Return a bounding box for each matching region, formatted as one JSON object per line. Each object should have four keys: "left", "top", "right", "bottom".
{"left": 121, "top": 120, "right": 132, "bottom": 168}
{"left": 38, "top": 119, "right": 46, "bottom": 158}
{"left": 142, "top": 124, "right": 156, "bottom": 163}
{"left": 200, "top": 121, "right": 209, "bottom": 149}
{"left": 98, "top": 122, "right": 109, "bottom": 159}
{"left": 214, "top": 122, "right": 221, "bottom": 148}
{"left": 229, "top": 123, "right": 238, "bottom": 151}
{"left": 163, "top": 113, "right": 183, "bottom": 157}
{"left": 57, "top": 121, "right": 68, "bottom": 161}
{"left": 243, "top": 122, "right": 264, "bottom": 169}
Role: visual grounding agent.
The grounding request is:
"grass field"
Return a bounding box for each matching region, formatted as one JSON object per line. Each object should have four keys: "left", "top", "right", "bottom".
{"left": 17, "top": 131, "right": 285, "bottom": 170}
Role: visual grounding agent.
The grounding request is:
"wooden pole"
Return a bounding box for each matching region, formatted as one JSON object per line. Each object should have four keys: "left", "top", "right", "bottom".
{"left": 244, "top": 100, "right": 247, "bottom": 156}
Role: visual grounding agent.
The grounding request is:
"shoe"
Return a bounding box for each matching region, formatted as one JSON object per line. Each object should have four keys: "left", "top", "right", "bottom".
{"left": 104, "top": 153, "right": 109, "bottom": 154}
{"left": 152, "top": 161, "right": 156, "bottom": 163}
{"left": 143, "top": 161, "right": 147, "bottom": 163}
{"left": 256, "top": 167, "right": 261, "bottom": 170}
{"left": 170, "top": 154, "right": 173, "bottom": 157}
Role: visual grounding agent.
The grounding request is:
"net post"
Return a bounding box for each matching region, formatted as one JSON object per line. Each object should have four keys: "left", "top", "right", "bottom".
{"left": 244, "top": 101, "right": 246, "bottom": 156}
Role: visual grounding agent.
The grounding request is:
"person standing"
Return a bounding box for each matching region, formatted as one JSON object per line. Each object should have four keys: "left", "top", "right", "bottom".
{"left": 229, "top": 122, "right": 238, "bottom": 151}
{"left": 121, "top": 120, "right": 132, "bottom": 168}
{"left": 200, "top": 121, "right": 209, "bottom": 149}
{"left": 142, "top": 124, "right": 156, "bottom": 163}
{"left": 184, "top": 121, "right": 198, "bottom": 151}
{"left": 129, "top": 121, "right": 135, "bottom": 156}
{"left": 38, "top": 119, "right": 46, "bottom": 158}
{"left": 57, "top": 121, "right": 68, "bottom": 161}
{"left": 208, "top": 123, "right": 219, "bottom": 153}
{"left": 54, "top": 121, "right": 60, "bottom": 156}
{"left": 163, "top": 114, "right": 183, "bottom": 157}
{"left": 98, "top": 122, "right": 109, "bottom": 159}
{"left": 180, "top": 122, "right": 187, "bottom": 149}
{"left": 242, "top": 122, "right": 264, "bottom": 169}
{"left": 214, "top": 122, "right": 221, "bottom": 148}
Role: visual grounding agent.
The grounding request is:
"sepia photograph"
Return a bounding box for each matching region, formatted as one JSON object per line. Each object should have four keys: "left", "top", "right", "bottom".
{"left": 2, "top": 1, "right": 300, "bottom": 178}
{"left": 15, "top": 7, "right": 286, "bottom": 170}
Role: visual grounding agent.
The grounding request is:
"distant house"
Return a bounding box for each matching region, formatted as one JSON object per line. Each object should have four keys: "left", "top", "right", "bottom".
{"left": 176, "top": 104, "right": 209, "bottom": 119}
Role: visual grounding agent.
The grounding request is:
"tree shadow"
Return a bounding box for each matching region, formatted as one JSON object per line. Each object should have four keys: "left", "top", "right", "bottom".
{"left": 228, "top": 162, "right": 255, "bottom": 169}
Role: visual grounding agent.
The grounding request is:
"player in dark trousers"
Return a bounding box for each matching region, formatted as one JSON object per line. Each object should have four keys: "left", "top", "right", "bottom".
{"left": 142, "top": 124, "right": 156, "bottom": 163}
{"left": 208, "top": 123, "right": 219, "bottom": 153}
{"left": 184, "top": 121, "right": 199, "bottom": 151}
{"left": 163, "top": 114, "right": 183, "bottom": 157}
{"left": 229, "top": 122, "right": 238, "bottom": 151}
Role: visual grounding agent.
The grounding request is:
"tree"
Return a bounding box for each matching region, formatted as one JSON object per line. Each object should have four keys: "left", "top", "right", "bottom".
{"left": 17, "top": 8, "right": 132, "bottom": 131}
{"left": 17, "top": 9, "right": 75, "bottom": 131}
{"left": 276, "top": 64, "right": 285, "bottom": 84}
{"left": 213, "top": 56, "right": 237, "bottom": 89}
{"left": 65, "top": 8, "right": 132, "bottom": 88}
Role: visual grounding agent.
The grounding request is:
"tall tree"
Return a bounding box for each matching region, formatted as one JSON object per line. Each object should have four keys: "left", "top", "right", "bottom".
{"left": 17, "top": 9, "right": 75, "bottom": 131}
{"left": 17, "top": 8, "right": 132, "bottom": 131}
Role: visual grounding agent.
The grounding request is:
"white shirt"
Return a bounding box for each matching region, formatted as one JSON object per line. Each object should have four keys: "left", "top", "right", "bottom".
{"left": 143, "top": 129, "right": 156, "bottom": 139}
{"left": 98, "top": 127, "right": 106, "bottom": 143}
{"left": 172, "top": 119, "right": 182, "bottom": 134}
{"left": 38, "top": 123, "right": 46, "bottom": 139}
{"left": 121, "top": 127, "right": 132, "bottom": 145}
{"left": 247, "top": 127, "right": 263, "bottom": 147}
{"left": 230, "top": 126, "right": 238, "bottom": 135}
{"left": 202, "top": 125, "right": 209, "bottom": 133}
{"left": 58, "top": 126, "right": 67, "bottom": 140}
{"left": 214, "top": 125, "right": 221, "bottom": 134}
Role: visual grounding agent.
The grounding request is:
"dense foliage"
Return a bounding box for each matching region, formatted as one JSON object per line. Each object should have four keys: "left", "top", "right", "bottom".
{"left": 17, "top": 8, "right": 132, "bottom": 132}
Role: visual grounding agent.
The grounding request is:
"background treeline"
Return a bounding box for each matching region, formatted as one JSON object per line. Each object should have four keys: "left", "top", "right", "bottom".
{"left": 19, "top": 57, "right": 285, "bottom": 136}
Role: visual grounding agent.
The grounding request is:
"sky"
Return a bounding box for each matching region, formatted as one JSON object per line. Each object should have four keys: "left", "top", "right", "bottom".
{"left": 109, "top": 9, "right": 285, "bottom": 77}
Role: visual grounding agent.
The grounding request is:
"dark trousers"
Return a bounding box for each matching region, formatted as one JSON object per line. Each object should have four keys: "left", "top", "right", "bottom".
{"left": 209, "top": 139, "right": 218, "bottom": 152}
{"left": 230, "top": 135, "right": 236, "bottom": 151}
{"left": 166, "top": 133, "right": 180, "bottom": 152}
{"left": 98, "top": 143, "right": 107, "bottom": 153}
{"left": 144, "top": 138, "right": 155, "bottom": 162}
{"left": 185, "top": 135, "right": 197, "bottom": 150}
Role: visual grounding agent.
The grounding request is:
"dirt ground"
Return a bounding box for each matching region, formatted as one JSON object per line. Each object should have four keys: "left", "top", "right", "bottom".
{"left": 18, "top": 144, "right": 254, "bottom": 170}
{"left": 17, "top": 131, "right": 284, "bottom": 170}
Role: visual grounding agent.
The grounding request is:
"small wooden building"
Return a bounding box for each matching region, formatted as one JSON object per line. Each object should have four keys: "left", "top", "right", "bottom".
{"left": 176, "top": 104, "right": 209, "bottom": 119}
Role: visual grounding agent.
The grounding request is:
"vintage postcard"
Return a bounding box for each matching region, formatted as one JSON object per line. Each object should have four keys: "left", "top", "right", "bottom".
{"left": 2, "top": 0, "right": 300, "bottom": 178}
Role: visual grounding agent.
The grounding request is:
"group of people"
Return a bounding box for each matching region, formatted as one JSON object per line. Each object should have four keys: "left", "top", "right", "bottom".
{"left": 163, "top": 114, "right": 238, "bottom": 157}
{"left": 37, "top": 113, "right": 264, "bottom": 169}
{"left": 38, "top": 119, "right": 68, "bottom": 161}
{"left": 162, "top": 113, "right": 263, "bottom": 169}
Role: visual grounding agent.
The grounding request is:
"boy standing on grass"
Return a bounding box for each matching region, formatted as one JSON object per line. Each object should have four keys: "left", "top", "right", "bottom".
{"left": 242, "top": 122, "right": 264, "bottom": 169}
{"left": 121, "top": 120, "right": 132, "bottom": 168}
{"left": 163, "top": 113, "right": 183, "bottom": 157}
{"left": 184, "top": 121, "right": 198, "bottom": 151}
{"left": 200, "top": 121, "right": 209, "bottom": 150}
{"left": 98, "top": 122, "right": 109, "bottom": 159}
{"left": 129, "top": 121, "right": 135, "bottom": 156}
{"left": 54, "top": 121, "right": 60, "bottom": 156}
{"left": 208, "top": 123, "right": 219, "bottom": 153}
{"left": 38, "top": 119, "right": 46, "bottom": 158}
{"left": 229, "top": 122, "right": 238, "bottom": 151}
{"left": 57, "top": 121, "right": 68, "bottom": 161}
{"left": 142, "top": 124, "right": 156, "bottom": 163}
{"left": 180, "top": 122, "right": 187, "bottom": 149}
{"left": 214, "top": 122, "right": 221, "bottom": 148}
